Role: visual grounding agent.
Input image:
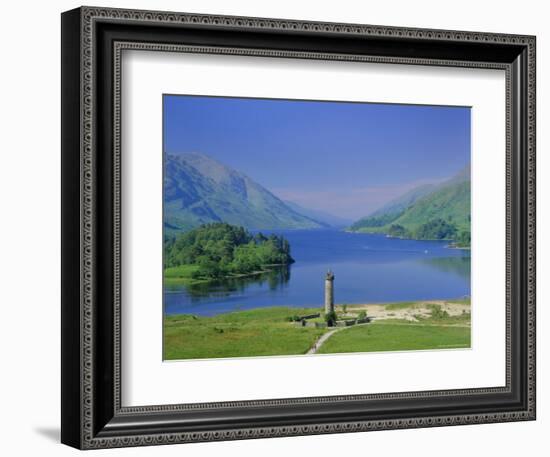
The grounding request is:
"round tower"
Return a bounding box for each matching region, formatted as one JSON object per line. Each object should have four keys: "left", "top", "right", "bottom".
{"left": 325, "top": 270, "right": 335, "bottom": 315}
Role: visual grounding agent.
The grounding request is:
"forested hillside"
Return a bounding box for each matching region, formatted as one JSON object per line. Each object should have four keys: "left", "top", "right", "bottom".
{"left": 349, "top": 165, "right": 471, "bottom": 247}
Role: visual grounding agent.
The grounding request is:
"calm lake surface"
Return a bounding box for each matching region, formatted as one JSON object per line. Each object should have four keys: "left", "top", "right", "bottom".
{"left": 164, "top": 229, "right": 471, "bottom": 317}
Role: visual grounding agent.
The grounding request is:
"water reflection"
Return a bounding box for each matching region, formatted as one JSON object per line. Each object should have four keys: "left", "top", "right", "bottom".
{"left": 167, "top": 265, "right": 291, "bottom": 303}
{"left": 420, "top": 256, "right": 471, "bottom": 281}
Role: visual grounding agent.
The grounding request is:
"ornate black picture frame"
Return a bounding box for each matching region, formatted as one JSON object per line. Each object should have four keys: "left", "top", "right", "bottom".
{"left": 61, "top": 6, "right": 536, "bottom": 449}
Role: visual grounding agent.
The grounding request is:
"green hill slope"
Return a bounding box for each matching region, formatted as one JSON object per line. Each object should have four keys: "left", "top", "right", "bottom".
{"left": 368, "top": 183, "right": 438, "bottom": 219}
{"left": 164, "top": 152, "right": 324, "bottom": 232}
{"left": 349, "top": 165, "right": 471, "bottom": 246}
{"left": 392, "top": 180, "right": 470, "bottom": 232}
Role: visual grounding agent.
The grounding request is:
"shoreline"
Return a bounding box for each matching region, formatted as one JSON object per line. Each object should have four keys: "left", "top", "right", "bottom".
{"left": 346, "top": 229, "right": 470, "bottom": 249}
{"left": 164, "top": 262, "right": 290, "bottom": 287}
{"left": 165, "top": 297, "right": 471, "bottom": 319}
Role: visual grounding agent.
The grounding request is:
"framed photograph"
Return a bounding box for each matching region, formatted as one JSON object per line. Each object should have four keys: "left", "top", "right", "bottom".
{"left": 61, "top": 6, "right": 536, "bottom": 449}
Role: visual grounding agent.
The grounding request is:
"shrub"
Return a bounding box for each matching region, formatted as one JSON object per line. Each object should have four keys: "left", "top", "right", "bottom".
{"left": 325, "top": 311, "right": 337, "bottom": 327}
{"left": 427, "top": 304, "right": 449, "bottom": 319}
{"left": 387, "top": 224, "right": 408, "bottom": 238}
{"left": 456, "top": 230, "right": 471, "bottom": 247}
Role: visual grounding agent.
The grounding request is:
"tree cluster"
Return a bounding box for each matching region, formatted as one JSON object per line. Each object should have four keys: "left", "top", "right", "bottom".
{"left": 386, "top": 219, "right": 470, "bottom": 247}
{"left": 164, "top": 223, "right": 294, "bottom": 279}
{"left": 413, "top": 218, "right": 457, "bottom": 240}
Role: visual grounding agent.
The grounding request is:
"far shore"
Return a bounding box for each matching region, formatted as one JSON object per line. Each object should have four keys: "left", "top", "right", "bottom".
{"left": 445, "top": 244, "right": 471, "bottom": 250}
{"left": 345, "top": 229, "right": 470, "bottom": 249}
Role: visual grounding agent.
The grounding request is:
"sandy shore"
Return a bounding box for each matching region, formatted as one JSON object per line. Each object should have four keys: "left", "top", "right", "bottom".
{"left": 336, "top": 300, "right": 470, "bottom": 322}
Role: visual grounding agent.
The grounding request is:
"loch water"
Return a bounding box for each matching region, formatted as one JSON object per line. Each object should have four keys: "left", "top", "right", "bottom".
{"left": 164, "top": 229, "right": 471, "bottom": 317}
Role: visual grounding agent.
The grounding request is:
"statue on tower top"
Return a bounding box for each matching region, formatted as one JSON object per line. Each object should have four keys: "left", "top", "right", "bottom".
{"left": 326, "top": 270, "right": 334, "bottom": 281}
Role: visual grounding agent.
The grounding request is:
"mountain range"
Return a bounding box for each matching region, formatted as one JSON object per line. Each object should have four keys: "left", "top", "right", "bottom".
{"left": 164, "top": 152, "right": 326, "bottom": 232}
{"left": 164, "top": 151, "right": 470, "bottom": 242}
{"left": 349, "top": 164, "right": 471, "bottom": 237}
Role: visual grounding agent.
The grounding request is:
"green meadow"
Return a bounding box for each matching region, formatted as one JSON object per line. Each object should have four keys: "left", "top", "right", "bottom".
{"left": 164, "top": 300, "right": 470, "bottom": 360}
{"left": 164, "top": 307, "right": 324, "bottom": 360}
{"left": 317, "top": 319, "right": 470, "bottom": 354}
{"left": 164, "top": 264, "right": 205, "bottom": 287}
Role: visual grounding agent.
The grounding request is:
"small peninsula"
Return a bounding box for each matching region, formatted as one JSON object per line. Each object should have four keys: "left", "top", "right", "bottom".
{"left": 164, "top": 222, "right": 294, "bottom": 285}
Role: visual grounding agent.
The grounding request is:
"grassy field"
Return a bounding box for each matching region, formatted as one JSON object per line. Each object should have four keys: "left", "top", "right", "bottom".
{"left": 164, "top": 264, "right": 205, "bottom": 286}
{"left": 319, "top": 300, "right": 470, "bottom": 354}
{"left": 317, "top": 319, "right": 470, "bottom": 354}
{"left": 164, "top": 307, "right": 324, "bottom": 360}
{"left": 164, "top": 300, "right": 471, "bottom": 360}
{"left": 163, "top": 263, "right": 285, "bottom": 287}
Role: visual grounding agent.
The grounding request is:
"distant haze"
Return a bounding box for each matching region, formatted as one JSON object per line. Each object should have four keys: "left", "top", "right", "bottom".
{"left": 272, "top": 178, "right": 447, "bottom": 220}
{"left": 164, "top": 95, "right": 470, "bottom": 220}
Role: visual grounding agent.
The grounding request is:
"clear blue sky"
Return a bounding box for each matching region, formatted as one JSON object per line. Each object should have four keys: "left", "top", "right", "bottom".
{"left": 164, "top": 95, "right": 470, "bottom": 219}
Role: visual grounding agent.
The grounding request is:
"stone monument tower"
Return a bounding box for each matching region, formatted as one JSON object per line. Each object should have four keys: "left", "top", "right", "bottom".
{"left": 325, "top": 270, "right": 335, "bottom": 314}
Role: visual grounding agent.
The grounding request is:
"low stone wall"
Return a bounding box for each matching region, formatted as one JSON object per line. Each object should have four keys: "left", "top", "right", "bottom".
{"left": 335, "top": 319, "right": 354, "bottom": 327}
{"left": 290, "top": 313, "right": 320, "bottom": 323}
{"left": 295, "top": 316, "right": 370, "bottom": 328}
{"left": 298, "top": 313, "right": 321, "bottom": 320}
{"left": 335, "top": 317, "right": 371, "bottom": 327}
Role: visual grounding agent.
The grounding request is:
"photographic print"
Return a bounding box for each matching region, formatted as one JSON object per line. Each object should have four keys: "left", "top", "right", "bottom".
{"left": 163, "top": 95, "right": 471, "bottom": 361}
{"left": 61, "top": 9, "right": 536, "bottom": 447}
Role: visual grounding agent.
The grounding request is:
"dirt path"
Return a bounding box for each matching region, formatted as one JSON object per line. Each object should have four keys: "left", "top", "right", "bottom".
{"left": 306, "top": 300, "right": 470, "bottom": 354}
{"left": 307, "top": 323, "right": 369, "bottom": 354}
{"left": 307, "top": 328, "right": 342, "bottom": 354}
